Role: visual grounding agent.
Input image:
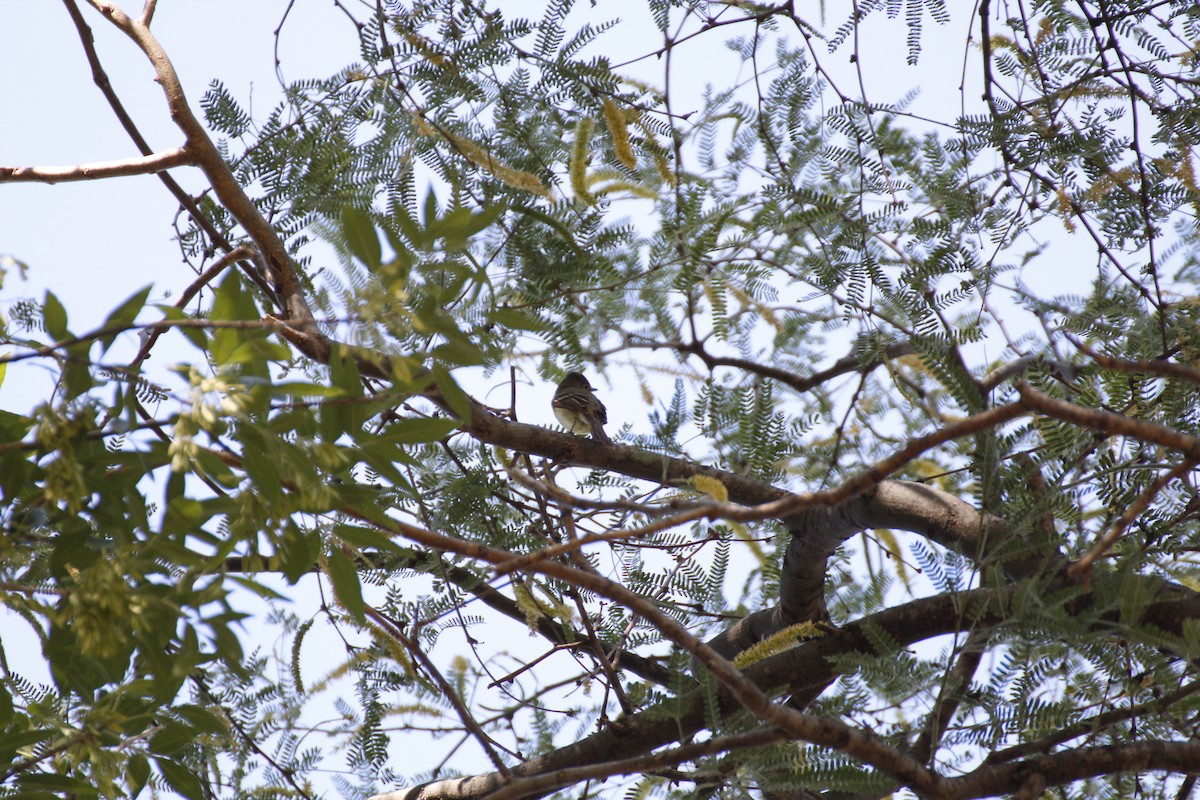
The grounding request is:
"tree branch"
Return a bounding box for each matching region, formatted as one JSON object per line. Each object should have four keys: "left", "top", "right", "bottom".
{"left": 1068, "top": 459, "right": 1197, "bottom": 582}
{"left": 80, "top": 0, "right": 314, "bottom": 330}
{"left": 369, "top": 589, "right": 1004, "bottom": 800}
{"left": 0, "top": 147, "right": 194, "bottom": 183}
{"left": 1018, "top": 382, "right": 1200, "bottom": 459}
{"left": 221, "top": 552, "right": 672, "bottom": 687}
{"left": 60, "top": 0, "right": 278, "bottom": 303}
{"left": 481, "top": 729, "right": 786, "bottom": 800}
{"left": 911, "top": 631, "right": 987, "bottom": 766}
{"left": 366, "top": 607, "right": 513, "bottom": 776}
{"left": 627, "top": 335, "right": 916, "bottom": 395}
{"left": 946, "top": 741, "right": 1200, "bottom": 799}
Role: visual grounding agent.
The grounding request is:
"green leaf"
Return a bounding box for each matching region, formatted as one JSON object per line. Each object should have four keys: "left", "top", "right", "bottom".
{"left": 0, "top": 408, "right": 34, "bottom": 441}
{"left": 16, "top": 772, "right": 100, "bottom": 795}
{"left": 356, "top": 438, "right": 417, "bottom": 484}
{"left": 423, "top": 261, "right": 473, "bottom": 306}
{"left": 391, "top": 207, "right": 425, "bottom": 250}
{"left": 239, "top": 427, "right": 283, "bottom": 507}
{"left": 278, "top": 521, "right": 321, "bottom": 583}
{"left": 227, "top": 575, "right": 289, "bottom": 600}
{"left": 208, "top": 627, "right": 245, "bottom": 674}
{"left": 437, "top": 204, "right": 504, "bottom": 250}
{"left": 61, "top": 343, "right": 95, "bottom": 400}
{"left": 161, "top": 497, "right": 212, "bottom": 537}
{"left": 225, "top": 336, "right": 291, "bottom": 370}
{"left": 509, "top": 204, "right": 586, "bottom": 257}
{"left": 381, "top": 417, "right": 459, "bottom": 444}
{"left": 42, "top": 291, "right": 68, "bottom": 339}
{"left": 431, "top": 365, "right": 472, "bottom": 422}
{"left": 433, "top": 335, "right": 487, "bottom": 366}
{"left": 45, "top": 622, "right": 128, "bottom": 695}
{"left": 328, "top": 345, "right": 365, "bottom": 397}
{"left": 270, "top": 381, "right": 346, "bottom": 399}
{"left": 327, "top": 546, "right": 365, "bottom": 623}
{"left": 126, "top": 754, "right": 151, "bottom": 799}
{"left": 321, "top": 348, "right": 364, "bottom": 441}
{"left": 155, "top": 757, "right": 205, "bottom": 800}
{"left": 149, "top": 719, "right": 194, "bottom": 755}
{"left": 379, "top": 247, "right": 415, "bottom": 293}
{"left": 423, "top": 188, "right": 440, "bottom": 229}
{"left": 192, "top": 449, "right": 240, "bottom": 489}
{"left": 334, "top": 524, "right": 405, "bottom": 556}
{"left": 99, "top": 285, "right": 152, "bottom": 354}
{"left": 489, "top": 308, "right": 547, "bottom": 331}
{"left": 0, "top": 728, "right": 55, "bottom": 766}
{"left": 210, "top": 272, "right": 244, "bottom": 366}
{"left": 412, "top": 304, "right": 466, "bottom": 338}
{"left": 175, "top": 704, "right": 230, "bottom": 736}
{"left": 343, "top": 205, "right": 382, "bottom": 271}
{"left": 154, "top": 305, "right": 209, "bottom": 351}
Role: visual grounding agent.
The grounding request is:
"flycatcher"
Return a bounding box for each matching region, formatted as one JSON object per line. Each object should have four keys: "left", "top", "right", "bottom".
{"left": 552, "top": 372, "right": 611, "bottom": 444}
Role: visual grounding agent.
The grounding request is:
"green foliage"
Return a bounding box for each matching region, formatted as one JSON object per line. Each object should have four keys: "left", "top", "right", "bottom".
{"left": 5, "top": 1, "right": 1200, "bottom": 799}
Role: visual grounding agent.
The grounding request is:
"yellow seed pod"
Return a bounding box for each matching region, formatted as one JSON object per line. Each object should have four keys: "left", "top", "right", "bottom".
{"left": 570, "top": 117, "right": 596, "bottom": 205}
{"left": 602, "top": 98, "right": 637, "bottom": 170}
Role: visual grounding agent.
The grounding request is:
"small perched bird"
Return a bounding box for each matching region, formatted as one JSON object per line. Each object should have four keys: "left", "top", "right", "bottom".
{"left": 552, "top": 371, "right": 611, "bottom": 444}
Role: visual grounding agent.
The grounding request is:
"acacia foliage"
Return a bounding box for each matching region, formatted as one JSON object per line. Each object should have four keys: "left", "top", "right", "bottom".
{"left": 3, "top": 1, "right": 1200, "bottom": 799}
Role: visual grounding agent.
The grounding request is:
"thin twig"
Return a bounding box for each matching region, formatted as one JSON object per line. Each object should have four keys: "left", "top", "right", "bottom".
{"left": 1067, "top": 460, "right": 1196, "bottom": 583}
{"left": 366, "top": 606, "right": 514, "bottom": 776}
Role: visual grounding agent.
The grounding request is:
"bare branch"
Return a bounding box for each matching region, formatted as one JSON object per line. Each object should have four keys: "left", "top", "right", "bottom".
{"left": 127, "top": 244, "right": 255, "bottom": 367}
{"left": 985, "top": 679, "right": 1200, "bottom": 765}
{"left": 60, "top": 0, "right": 278, "bottom": 302}
{"left": 947, "top": 740, "right": 1200, "bottom": 799}
{"left": 1067, "top": 335, "right": 1200, "bottom": 386}
{"left": 79, "top": 0, "right": 315, "bottom": 330}
{"left": 633, "top": 336, "right": 916, "bottom": 395}
{"left": 369, "top": 589, "right": 1002, "bottom": 800}
{"left": 366, "top": 607, "right": 513, "bottom": 776}
{"left": 1018, "top": 382, "right": 1200, "bottom": 459}
{"left": 0, "top": 147, "right": 193, "bottom": 184}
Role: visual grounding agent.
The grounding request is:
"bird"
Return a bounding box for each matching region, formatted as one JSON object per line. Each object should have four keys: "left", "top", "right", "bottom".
{"left": 552, "top": 371, "right": 611, "bottom": 444}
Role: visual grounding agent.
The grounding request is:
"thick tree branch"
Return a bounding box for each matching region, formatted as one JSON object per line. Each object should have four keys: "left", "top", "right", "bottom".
{"left": 945, "top": 741, "right": 1200, "bottom": 799}
{"left": 463, "top": 401, "right": 1028, "bottom": 523}
{"left": 706, "top": 480, "right": 1015, "bottom": 658}
{"left": 481, "top": 729, "right": 786, "bottom": 800}
{"left": 373, "top": 573, "right": 1200, "bottom": 800}
{"left": 238, "top": 344, "right": 1033, "bottom": 663}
